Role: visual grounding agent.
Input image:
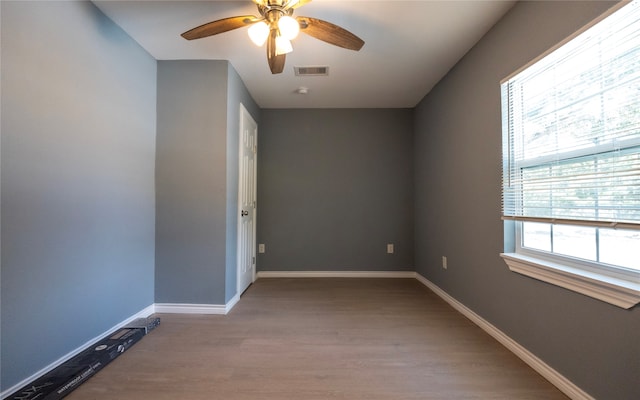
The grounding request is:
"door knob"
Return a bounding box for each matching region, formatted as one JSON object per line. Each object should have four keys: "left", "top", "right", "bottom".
{"left": 241, "top": 210, "right": 249, "bottom": 217}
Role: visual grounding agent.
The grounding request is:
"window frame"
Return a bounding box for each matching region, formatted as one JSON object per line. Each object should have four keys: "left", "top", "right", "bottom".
{"left": 500, "top": 1, "right": 640, "bottom": 308}
{"left": 515, "top": 222, "right": 638, "bottom": 282}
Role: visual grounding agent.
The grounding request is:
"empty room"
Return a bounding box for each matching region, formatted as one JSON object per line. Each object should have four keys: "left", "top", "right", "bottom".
{"left": 1, "top": 1, "right": 638, "bottom": 400}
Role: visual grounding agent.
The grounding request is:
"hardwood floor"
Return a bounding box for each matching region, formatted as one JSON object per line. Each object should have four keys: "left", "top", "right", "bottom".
{"left": 67, "top": 278, "right": 568, "bottom": 399}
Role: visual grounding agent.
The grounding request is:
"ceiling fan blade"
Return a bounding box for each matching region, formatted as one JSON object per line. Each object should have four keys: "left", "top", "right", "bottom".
{"left": 296, "top": 17, "right": 364, "bottom": 51}
{"left": 181, "top": 16, "right": 260, "bottom": 40}
{"left": 286, "top": 0, "right": 312, "bottom": 9}
{"left": 266, "top": 30, "right": 286, "bottom": 74}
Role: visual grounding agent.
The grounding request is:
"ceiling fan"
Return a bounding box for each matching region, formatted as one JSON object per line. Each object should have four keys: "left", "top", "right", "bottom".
{"left": 181, "top": 0, "right": 365, "bottom": 74}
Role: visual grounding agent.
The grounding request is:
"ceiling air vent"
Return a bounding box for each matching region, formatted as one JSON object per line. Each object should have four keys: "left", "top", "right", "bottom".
{"left": 294, "top": 66, "right": 329, "bottom": 76}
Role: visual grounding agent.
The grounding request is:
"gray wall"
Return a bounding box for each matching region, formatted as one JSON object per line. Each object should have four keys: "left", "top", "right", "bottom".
{"left": 257, "top": 109, "right": 414, "bottom": 271}
{"left": 413, "top": 1, "right": 639, "bottom": 399}
{"left": 155, "top": 60, "right": 228, "bottom": 305}
{"left": 1, "top": 0, "right": 157, "bottom": 391}
{"left": 155, "top": 60, "right": 259, "bottom": 305}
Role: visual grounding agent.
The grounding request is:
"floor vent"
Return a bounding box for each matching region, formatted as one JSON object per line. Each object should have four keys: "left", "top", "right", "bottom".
{"left": 294, "top": 66, "right": 329, "bottom": 76}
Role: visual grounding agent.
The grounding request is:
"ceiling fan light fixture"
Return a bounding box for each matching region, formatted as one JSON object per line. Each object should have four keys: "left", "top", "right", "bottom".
{"left": 248, "top": 21, "right": 270, "bottom": 46}
{"left": 275, "top": 35, "right": 293, "bottom": 55}
{"left": 181, "top": 0, "right": 365, "bottom": 74}
{"left": 278, "top": 15, "right": 300, "bottom": 40}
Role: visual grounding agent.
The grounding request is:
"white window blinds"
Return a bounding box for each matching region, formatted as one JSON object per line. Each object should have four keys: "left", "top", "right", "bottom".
{"left": 501, "top": 0, "right": 640, "bottom": 230}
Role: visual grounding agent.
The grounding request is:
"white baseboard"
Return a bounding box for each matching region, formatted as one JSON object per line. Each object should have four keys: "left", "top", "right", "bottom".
{"left": 154, "top": 303, "right": 224, "bottom": 314}
{"left": 256, "top": 270, "right": 417, "bottom": 279}
{"left": 414, "top": 273, "right": 594, "bottom": 400}
{"left": 154, "top": 294, "right": 240, "bottom": 315}
{"left": 225, "top": 293, "right": 241, "bottom": 313}
{"left": 1, "top": 304, "right": 155, "bottom": 400}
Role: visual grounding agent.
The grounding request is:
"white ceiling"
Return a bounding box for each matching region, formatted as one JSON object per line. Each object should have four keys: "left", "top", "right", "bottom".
{"left": 93, "top": 0, "right": 515, "bottom": 108}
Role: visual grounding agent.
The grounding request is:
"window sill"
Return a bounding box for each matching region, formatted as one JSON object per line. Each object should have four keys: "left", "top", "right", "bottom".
{"left": 501, "top": 253, "right": 640, "bottom": 309}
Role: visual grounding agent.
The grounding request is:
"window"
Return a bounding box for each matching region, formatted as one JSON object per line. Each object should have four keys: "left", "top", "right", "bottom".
{"left": 500, "top": 0, "right": 640, "bottom": 308}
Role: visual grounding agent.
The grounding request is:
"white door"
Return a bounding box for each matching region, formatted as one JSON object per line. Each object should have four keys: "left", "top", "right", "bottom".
{"left": 237, "top": 104, "right": 257, "bottom": 295}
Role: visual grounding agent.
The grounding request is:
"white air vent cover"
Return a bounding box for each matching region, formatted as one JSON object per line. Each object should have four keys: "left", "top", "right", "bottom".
{"left": 294, "top": 66, "right": 329, "bottom": 76}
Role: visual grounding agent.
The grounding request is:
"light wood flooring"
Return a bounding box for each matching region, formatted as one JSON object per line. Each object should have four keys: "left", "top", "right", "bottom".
{"left": 67, "top": 278, "right": 568, "bottom": 399}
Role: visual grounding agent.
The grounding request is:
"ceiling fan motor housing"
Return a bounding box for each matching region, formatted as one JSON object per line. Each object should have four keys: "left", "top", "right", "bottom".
{"left": 260, "top": 4, "right": 294, "bottom": 26}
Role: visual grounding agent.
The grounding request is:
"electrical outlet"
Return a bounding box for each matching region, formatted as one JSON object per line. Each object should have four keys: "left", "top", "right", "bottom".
{"left": 387, "top": 244, "right": 394, "bottom": 254}
{"left": 258, "top": 244, "right": 265, "bottom": 253}
{"left": 442, "top": 256, "right": 448, "bottom": 269}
